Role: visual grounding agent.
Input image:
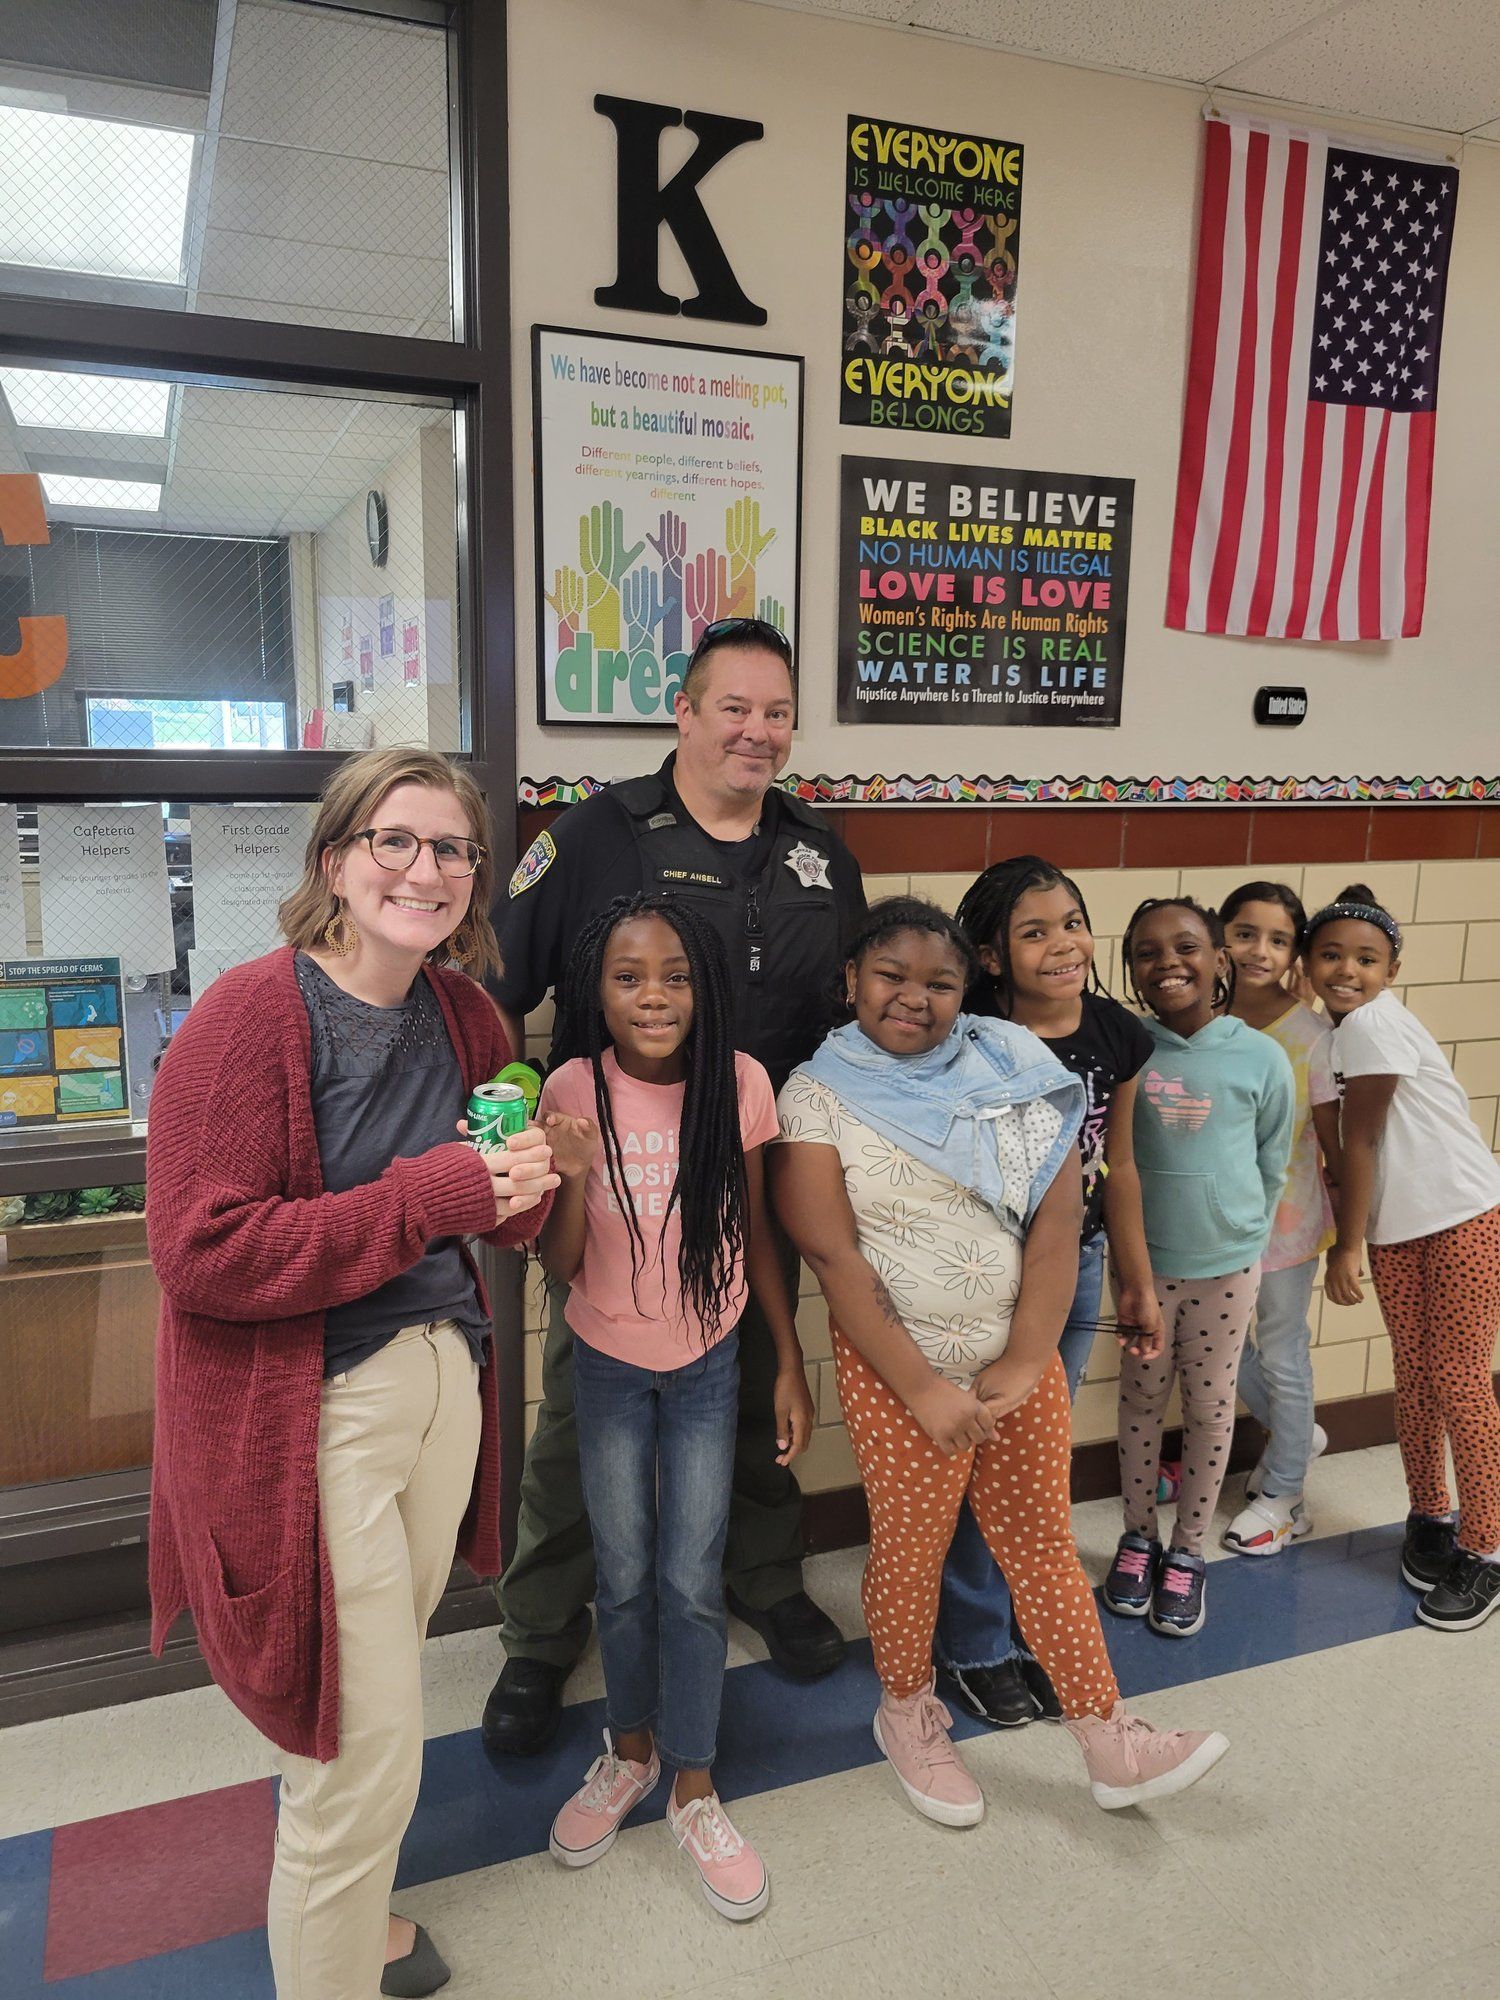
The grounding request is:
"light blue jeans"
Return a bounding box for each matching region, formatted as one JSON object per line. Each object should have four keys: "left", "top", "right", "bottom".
{"left": 934, "top": 1234, "right": 1105, "bottom": 1672}
{"left": 573, "top": 1330, "right": 739, "bottom": 1769}
{"left": 1236, "top": 1257, "right": 1320, "bottom": 1498}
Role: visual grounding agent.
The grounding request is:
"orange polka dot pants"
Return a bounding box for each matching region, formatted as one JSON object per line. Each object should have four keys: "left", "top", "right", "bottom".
{"left": 832, "top": 1330, "right": 1120, "bottom": 1720}
{"left": 1369, "top": 1204, "right": 1500, "bottom": 1555}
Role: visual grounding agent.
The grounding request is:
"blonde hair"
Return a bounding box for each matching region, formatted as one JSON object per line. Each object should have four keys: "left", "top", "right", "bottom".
{"left": 278, "top": 749, "right": 503, "bottom": 980}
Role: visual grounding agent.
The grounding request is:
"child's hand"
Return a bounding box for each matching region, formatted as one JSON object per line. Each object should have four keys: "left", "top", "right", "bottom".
{"left": 972, "top": 1350, "right": 1049, "bottom": 1421}
{"left": 910, "top": 1376, "right": 996, "bottom": 1455}
{"left": 1325, "top": 1244, "right": 1364, "bottom": 1306}
{"left": 542, "top": 1111, "right": 600, "bottom": 1180}
{"left": 1113, "top": 1281, "right": 1164, "bottom": 1361}
{"left": 773, "top": 1360, "right": 815, "bottom": 1465}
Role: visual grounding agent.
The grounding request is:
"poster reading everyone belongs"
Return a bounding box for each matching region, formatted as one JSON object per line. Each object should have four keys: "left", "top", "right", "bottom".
{"left": 841, "top": 115, "right": 1023, "bottom": 439}
{"left": 533, "top": 326, "right": 803, "bottom": 725}
{"left": 836, "top": 456, "right": 1134, "bottom": 726}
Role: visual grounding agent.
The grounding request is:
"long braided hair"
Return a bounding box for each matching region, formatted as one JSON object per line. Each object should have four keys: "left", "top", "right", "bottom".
{"left": 955, "top": 854, "right": 1107, "bottom": 1016}
{"left": 1121, "top": 895, "right": 1236, "bottom": 1013}
{"left": 554, "top": 893, "right": 747, "bottom": 1345}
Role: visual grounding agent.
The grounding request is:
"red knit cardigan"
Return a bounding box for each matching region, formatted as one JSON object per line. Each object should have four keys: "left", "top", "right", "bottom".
{"left": 145, "top": 946, "right": 548, "bottom": 1761}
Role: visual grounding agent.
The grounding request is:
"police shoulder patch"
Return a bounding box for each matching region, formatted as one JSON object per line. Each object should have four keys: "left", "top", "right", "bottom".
{"left": 509, "top": 830, "right": 557, "bottom": 898}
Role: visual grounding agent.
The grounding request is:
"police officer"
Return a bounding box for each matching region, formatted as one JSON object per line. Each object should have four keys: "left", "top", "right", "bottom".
{"left": 482, "top": 617, "right": 865, "bottom": 1754}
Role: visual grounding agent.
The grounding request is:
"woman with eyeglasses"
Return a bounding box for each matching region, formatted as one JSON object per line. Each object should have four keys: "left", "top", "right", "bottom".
{"left": 147, "top": 748, "right": 558, "bottom": 2000}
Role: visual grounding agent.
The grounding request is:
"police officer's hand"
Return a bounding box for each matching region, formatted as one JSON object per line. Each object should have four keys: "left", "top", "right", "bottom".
{"left": 542, "top": 1111, "right": 600, "bottom": 1181}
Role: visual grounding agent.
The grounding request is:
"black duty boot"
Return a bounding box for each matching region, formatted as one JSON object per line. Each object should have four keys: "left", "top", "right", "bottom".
{"left": 480, "top": 1657, "right": 567, "bottom": 1757}
{"left": 727, "top": 1588, "right": 847, "bottom": 1679}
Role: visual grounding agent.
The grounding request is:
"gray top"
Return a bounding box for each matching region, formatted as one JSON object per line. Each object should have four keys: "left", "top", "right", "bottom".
{"left": 295, "top": 953, "right": 489, "bottom": 1378}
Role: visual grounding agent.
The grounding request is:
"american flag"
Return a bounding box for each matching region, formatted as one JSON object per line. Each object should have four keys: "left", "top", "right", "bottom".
{"left": 1167, "top": 115, "right": 1458, "bottom": 641}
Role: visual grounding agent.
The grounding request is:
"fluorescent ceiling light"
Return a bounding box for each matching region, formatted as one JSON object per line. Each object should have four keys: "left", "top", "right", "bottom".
{"left": 0, "top": 106, "right": 195, "bottom": 286}
{"left": 41, "top": 475, "right": 162, "bottom": 512}
{"left": 0, "top": 368, "right": 172, "bottom": 436}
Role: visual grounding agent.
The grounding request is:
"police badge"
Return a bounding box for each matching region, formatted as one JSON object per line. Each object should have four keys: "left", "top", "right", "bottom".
{"left": 784, "top": 840, "right": 832, "bottom": 889}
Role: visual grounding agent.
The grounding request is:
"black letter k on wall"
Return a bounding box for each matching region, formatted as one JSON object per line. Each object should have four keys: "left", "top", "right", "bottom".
{"left": 594, "top": 95, "right": 767, "bottom": 326}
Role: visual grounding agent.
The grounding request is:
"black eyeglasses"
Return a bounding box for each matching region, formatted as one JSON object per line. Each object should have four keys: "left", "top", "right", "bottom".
{"left": 689, "top": 616, "right": 793, "bottom": 668}
{"left": 355, "top": 827, "right": 484, "bottom": 879}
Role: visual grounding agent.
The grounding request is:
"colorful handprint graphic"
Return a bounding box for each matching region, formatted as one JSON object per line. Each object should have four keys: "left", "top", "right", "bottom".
{"left": 579, "top": 503, "right": 644, "bottom": 653}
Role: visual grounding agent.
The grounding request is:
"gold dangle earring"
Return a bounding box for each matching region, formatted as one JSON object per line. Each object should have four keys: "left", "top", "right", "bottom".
{"left": 446, "top": 923, "right": 476, "bottom": 968}
{"left": 324, "top": 900, "right": 358, "bottom": 956}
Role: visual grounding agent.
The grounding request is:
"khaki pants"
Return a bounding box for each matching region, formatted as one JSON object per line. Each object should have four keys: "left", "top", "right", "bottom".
{"left": 267, "top": 1321, "right": 481, "bottom": 2000}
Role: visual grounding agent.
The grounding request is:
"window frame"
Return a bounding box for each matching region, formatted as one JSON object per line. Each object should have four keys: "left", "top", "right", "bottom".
{"left": 0, "top": 0, "right": 520, "bottom": 1706}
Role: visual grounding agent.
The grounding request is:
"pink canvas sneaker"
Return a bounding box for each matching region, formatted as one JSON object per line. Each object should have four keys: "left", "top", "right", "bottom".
{"left": 1064, "top": 1702, "right": 1229, "bottom": 1810}
{"left": 549, "top": 1731, "right": 660, "bottom": 1867}
{"left": 666, "top": 1790, "right": 770, "bottom": 1921}
{"left": 872, "top": 1677, "right": 984, "bottom": 1827}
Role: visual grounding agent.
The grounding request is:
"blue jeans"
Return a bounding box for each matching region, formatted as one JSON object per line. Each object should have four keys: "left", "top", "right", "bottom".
{"left": 934, "top": 1234, "right": 1105, "bottom": 1672}
{"left": 1236, "top": 1257, "right": 1319, "bottom": 1498}
{"left": 573, "top": 1330, "right": 739, "bottom": 1769}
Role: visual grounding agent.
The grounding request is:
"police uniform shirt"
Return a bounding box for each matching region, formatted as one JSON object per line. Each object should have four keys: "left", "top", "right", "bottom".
{"left": 494, "top": 756, "right": 865, "bottom": 1088}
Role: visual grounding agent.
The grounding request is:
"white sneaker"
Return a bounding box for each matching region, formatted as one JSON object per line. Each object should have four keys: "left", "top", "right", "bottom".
{"left": 1246, "top": 1422, "right": 1327, "bottom": 1500}
{"left": 1223, "top": 1491, "right": 1312, "bottom": 1556}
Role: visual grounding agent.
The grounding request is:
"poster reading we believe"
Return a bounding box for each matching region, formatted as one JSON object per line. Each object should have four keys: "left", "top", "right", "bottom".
{"left": 836, "top": 456, "right": 1134, "bottom": 727}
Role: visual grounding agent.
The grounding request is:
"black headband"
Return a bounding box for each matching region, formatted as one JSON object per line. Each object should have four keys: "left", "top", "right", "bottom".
{"left": 1305, "top": 900, "right": 1403, "bottom": 955}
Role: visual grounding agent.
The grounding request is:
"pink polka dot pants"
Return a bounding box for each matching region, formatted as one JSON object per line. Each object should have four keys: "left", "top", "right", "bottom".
{"left": 832, "top": 1329, "right": 1120, "bottom": 1721}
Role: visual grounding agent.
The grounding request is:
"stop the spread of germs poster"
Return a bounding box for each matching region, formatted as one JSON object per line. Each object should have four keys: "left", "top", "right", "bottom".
{"left": 532, "top": 326, "right": 804, "bottom": 726}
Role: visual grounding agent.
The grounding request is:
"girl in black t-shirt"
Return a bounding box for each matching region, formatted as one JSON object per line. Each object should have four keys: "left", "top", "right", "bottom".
{"left": 931, "top": 856, "right": 1163, "bottom": 1727}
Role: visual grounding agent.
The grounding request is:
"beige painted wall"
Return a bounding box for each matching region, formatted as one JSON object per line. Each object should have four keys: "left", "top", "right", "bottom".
{"left": 507, "top": 0, "right": 1500, "bottom": 789}
{"left": 520, "top": 851, "right": 1500, "bottom": 1489}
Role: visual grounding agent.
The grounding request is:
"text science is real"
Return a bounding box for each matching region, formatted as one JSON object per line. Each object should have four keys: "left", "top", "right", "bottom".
{"left": 842, "top": 115, "right": 1023, "bottom": 440}
{"left": 836, "top": 456, "right": 1134, "bottom": 727}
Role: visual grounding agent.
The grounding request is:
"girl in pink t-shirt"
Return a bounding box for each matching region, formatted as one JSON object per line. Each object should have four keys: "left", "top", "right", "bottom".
{"left": 537, "top": 894, "right": 812, "bottom": 1924}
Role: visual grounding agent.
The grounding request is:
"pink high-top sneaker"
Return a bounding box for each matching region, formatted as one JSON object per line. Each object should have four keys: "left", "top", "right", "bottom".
{"left": 873, "top": 1676, "right": 984, "bottom": 1827}
{"left": 1064, "top": 1702, "right": 1229, "bottom": 1809}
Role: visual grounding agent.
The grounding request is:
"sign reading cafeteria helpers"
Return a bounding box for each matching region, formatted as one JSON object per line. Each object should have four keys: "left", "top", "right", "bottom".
{"left": 842, "top": 116, "right": 1022, "bottom": 439}
{"left": 533, "top": 326, "right": 802, "bottom": 725}
{"left": 836, "top": 457, "right": 1133, "bottom": 726}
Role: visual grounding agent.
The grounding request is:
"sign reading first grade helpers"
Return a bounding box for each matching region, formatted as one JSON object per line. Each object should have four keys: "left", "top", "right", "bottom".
{"left": 533, "top": 326, "right": 802, "bottom": 725}
{"left": 837, "top": 457, "right": 1134, "bottom": 725}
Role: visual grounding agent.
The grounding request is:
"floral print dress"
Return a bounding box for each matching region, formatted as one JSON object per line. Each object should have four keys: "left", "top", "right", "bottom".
{"left": 775, "top": 1071, "right": 1064, "bottom": 1385}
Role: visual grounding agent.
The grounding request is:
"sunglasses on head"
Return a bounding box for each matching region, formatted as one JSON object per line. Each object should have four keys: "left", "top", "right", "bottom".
{"left": 688, "top": 616, "right": 793, "bottom": 669}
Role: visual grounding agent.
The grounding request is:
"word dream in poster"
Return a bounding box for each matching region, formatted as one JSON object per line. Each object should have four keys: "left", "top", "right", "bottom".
{"left": 842, "top": 116, "right": 1022, "bottom": 440}
{"left": 836, "top": 457, "right": 1134, "bottom": 726}
{"left": 534, "top": 327, "right": 802, "bottom": 726}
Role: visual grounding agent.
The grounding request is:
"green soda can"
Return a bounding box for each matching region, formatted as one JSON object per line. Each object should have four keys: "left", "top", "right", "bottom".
{"left": 467, "top": 1080, "right": 529, "bottom": 1155}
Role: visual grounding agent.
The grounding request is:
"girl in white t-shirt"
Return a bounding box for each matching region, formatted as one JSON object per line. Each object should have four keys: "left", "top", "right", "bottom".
{"left": 1307, "top": 883, "right": 1500, "bottom": 1634}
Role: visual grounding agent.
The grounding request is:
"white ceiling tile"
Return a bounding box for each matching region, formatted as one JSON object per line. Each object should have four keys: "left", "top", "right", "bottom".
{"left": 902, "top": 0, "right": 1339, "bottom": 81}
{"left": 1215, "top": 0, "right": 1500, "bottom": 131}
{"left": 1469, "top": 116, "right": 1500, "bottom": 138}
{"left": 202, "top": 140, "right": 450, "bottom": 262}
{"left": 193, "top": 229, "right": 448, "bottom": 327}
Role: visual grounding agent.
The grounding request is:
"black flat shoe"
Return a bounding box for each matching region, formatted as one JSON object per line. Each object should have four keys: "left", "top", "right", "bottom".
{"left": 381, "top": 1923, "right": 450, "bottom": 1997}
{"left": 727, "top": 1588, "right": 847, "bottom": 1678}
{"left": 1415, "top": 1551, "right": 1500, "bottom": 1631}
{"left": 480, "top": 1656, "right": 566, "bottom": 1757}
{"left": 941, "top": 1658, "right": 1037, "bottom": 1729}
{"left": 1018, "top": 1656, "right": 1063, "bottom": 1721}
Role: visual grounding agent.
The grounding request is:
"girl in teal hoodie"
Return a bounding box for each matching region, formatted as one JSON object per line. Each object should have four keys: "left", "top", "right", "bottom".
{"left": 1101, "top": 897, "right": 1294, "bottom": 1638}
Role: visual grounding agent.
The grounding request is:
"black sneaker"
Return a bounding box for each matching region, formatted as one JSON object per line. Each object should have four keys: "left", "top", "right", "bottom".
{"left": 1149, "top": 1549, "right": 1208, "bottom": 1638}
{"left": 1101, "top": 1531, "right": 1162, "bottom": 1617}
{"left": 1416, "top": 1551, "right": 1500, "bottom": 1632}
{"left": 941, "top": 1657, "right": 1037, "bottom": 1728}
{"left": 727, "top": 1588, "right": 847, "bottom": 1679}
{"left": 1401, "top": 1511, "right": 1459, "bottom": 1591}
{"left": 1018, "top": 1655, "right": 1063, "bottom": 1721}
{"left": 480, "top": 1657, "right": 567, "bottom": 1757}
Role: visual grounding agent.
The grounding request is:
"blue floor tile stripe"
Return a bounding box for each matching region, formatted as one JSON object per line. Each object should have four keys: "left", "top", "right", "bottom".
{"left": 7, "top": 1519, "right": 1427, "bottom": 1998}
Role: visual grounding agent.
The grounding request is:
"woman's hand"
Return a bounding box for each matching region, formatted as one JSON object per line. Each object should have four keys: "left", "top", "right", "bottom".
{"left": 543, "top": 1111, "right": 601, "bottom": 1181}
{"left": 773, "top": 1361, "right": 815, "bottom": 1466}
{"left": 1325, "top": 1244, "right": 1364, "bottom": 1306}
{"left": 972, "top": 1350, "right": 1050, "bottom": 1422}
{"left": 1113, "top": 1280, "right": 1165, "bottom": 1361}
{"left": 909, "top": 1376, "right": 996, "bottom": 1456}
{"left": 455, "top": 1122, "right": 560, "bottom": 1223}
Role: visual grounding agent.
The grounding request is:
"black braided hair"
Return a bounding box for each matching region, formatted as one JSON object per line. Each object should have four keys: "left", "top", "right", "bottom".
{"left": 954, "top": 854, "right": 1107, "bottom": 1016}
{"left": 1302, "top": 881, "right": 1402, "bottom": 960}
{"left": 554, "top": 892, "right": 747, "bottom": 1346}
{"left": 1122, "top": 895, "right": 1236, "bottom": 1014}
{"left": 1218, "top": 879, "right": 1309, "bottom": 951}
{"left": 832, "top": 895, "right": 979, "bottom": 1019}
